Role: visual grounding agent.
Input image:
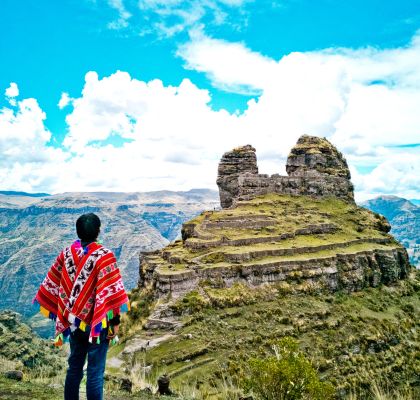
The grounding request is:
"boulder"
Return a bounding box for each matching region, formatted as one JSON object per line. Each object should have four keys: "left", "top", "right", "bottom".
{"left": 4, "top": 370, "right": 23, "bottom": 381}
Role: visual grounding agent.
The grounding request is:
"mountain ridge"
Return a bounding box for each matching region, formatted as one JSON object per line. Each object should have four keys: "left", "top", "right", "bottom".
{"left": 362, "top": 195, "right": 419, "bottom": 267}
{"left": 0, "top": 189, "right": 218, "bottom": 334}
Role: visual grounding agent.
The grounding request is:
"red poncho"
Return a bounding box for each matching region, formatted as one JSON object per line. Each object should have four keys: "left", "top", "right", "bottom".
{"left": 34, "top": 240, "right": 129, "bottom": 345}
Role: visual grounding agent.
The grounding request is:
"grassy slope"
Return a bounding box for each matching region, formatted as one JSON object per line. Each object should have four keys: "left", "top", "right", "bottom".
{"left": 156, "top": 194, "right": 396, "bottom": 274}
{"left": 126, "top": 272, "right": 420, "bottom": 399}
{"left": 120, "top": 193, "right": 417, "bottom": 398}
{"left": 0, "top": 376, "right": 63, "bottom": 400}
{"left": 0, "top": 376, "right": 165, "bottom": 400}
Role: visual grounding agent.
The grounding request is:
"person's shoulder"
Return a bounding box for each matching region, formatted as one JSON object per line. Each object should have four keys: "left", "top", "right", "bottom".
{"left": 95, "top": 245, "right": 118, "bottom": 268}
{"left": 96, "top": 244, "right": 115, "bottom": 257}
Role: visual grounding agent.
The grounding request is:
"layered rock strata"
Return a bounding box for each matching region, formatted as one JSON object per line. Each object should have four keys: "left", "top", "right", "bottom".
{"left": 145, "top": 246, "right": 409, "bottom": 297}
{"left": 139, "top": 195, "right": 409, "bottom": 298}
{"left": 138, "top": 136, "right": 410, "bottom": 299}
{"left": 217, "top": 135, "right": 354, "bottom": 208}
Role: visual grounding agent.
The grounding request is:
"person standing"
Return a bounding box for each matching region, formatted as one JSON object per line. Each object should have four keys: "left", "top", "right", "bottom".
{"left": 34, "top": 213, "right": 130, "bottom": 400}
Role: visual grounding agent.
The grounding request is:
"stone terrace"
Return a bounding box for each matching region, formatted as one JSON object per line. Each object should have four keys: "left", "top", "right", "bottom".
{"left": 139, "top": 193, "right": 409, "bottom": 298}
{"left": 138, "top": 136, "right": 410, "bottom": 299}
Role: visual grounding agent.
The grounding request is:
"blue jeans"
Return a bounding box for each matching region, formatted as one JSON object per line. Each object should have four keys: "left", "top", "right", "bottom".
{"left": 64, "top": 328, "right": 109, "bottom": 400}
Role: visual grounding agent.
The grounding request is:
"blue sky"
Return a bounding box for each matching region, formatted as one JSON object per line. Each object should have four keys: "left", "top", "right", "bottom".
{"left": 0, "top": 0, "right": 419, "bottom": 199}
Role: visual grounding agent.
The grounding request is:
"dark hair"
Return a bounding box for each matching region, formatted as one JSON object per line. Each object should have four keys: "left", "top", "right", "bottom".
{"left": 76, "top": 213, "right": 101, "bottom": 242}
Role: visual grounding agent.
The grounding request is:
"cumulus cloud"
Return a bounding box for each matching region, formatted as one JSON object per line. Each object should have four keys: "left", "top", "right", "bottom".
{"left": 178, "top": 29, "right": 277, "bottom": 93}
{"left": 58, "top": 92, "right": 72, "bottom": 109}
{"left": 176, "top": 30, "right": 420, "bottom": 200}
{"left": 0, "top": 93, "right": 66, "bottom": 192}
{"left": 5, "top": 82, "right": 19, "bottom": 98}
{"left": 58, "top": 71, "right": 239, "bottom": 192}
{"left": 5, "top": 82, "right": 19, "bottom": 106}
{"left": 2, "top": 31, "right": 420, "bottom": 200}
{"left": 352, "top": 149, "right": 420, "bottom": 201}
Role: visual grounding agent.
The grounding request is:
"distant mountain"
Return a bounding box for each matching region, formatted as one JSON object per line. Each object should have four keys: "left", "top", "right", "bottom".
{"left": 0, "top": 190, "right": 50, "bottom": 197}
{"left": 362, "top": 195, "right": 419, "bottom": 267}
{"left": 0, "top": 189, "right": 219, "bottom": 335}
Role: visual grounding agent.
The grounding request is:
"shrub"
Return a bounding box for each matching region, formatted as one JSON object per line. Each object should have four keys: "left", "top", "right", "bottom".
{"left": 242, "top": 337, "right": 334, "bottom": 400}
{"left": 171, "top": 290, "right": 209, "bottom": 314}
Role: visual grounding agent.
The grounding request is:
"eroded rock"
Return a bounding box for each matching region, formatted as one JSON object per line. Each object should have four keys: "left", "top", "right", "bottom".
{"left": 217, "top": 136, "right": 354, "bottom": 208}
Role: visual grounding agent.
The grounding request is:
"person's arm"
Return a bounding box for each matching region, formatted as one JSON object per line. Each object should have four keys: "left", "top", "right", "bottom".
{"left": 107, "top": 314, "right": 120, "bottom": 339}
{"left": 94, "top": 250, "right": 129, "bottom": 341}
{"left": 33, "top": 251, "right": 64, "bottom": 316}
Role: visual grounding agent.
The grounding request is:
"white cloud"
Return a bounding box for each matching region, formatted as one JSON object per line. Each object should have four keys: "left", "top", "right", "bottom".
{"left": 5, "top": 82, "right": 19, "bottom": 98}
{"left": 2, "top": 31, "right": 420, "bottom": 200}
{"left": 107, "top": 0, "right": 131, "bottom": 29}
{"left": 178, "top": 29, "right": 277, "bottom": 93}
{"left": 176, "top": 30, "right": 420, "bottom": 198}
{"left": 58, "top": 92, "right": 72, "bottom": 109}
{"left": 58, "top": 71, "right": 239, "bottom": 192}
{"left": 137, "top": 0, "right": 250, "bottom": 37}
{"left": 352, "top": 150, "right": 420, "bottom": 202}
{"left": 0, "top": 95, "right": 66, "bottom": 192}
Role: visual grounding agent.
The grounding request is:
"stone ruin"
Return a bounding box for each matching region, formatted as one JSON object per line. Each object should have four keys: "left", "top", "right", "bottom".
{"left": 217, "top": 135, "right": 354, "bottom": 208}
{"left": 138, "top": 134, "right": 410, "bottom": 300}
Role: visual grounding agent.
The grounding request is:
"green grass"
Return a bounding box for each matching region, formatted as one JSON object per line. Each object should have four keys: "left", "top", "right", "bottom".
{"left": 153, "top": 194, "right": 394, "bottom": 275}
{"left": 135, "top": 272, "right": 420, "bottom": 399}
{"left": 0, "top": 376, "right": 63, "bottom": 400}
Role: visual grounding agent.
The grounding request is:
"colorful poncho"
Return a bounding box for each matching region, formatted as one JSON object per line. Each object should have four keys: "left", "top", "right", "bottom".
{"left": 34, "top": 240, "right": 129, "bottom": 346}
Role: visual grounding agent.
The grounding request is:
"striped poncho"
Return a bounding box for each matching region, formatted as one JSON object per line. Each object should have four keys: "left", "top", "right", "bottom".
{"left": 34, "top": 240, "right": 129, "bottom": 345}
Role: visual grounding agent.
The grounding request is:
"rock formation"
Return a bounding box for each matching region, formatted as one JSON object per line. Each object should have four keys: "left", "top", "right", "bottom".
{"left": 217, "top": 135, "right": 354, "bottom": 208}
{"left": 139, "top": 135, "right": 410, "bottom": 299}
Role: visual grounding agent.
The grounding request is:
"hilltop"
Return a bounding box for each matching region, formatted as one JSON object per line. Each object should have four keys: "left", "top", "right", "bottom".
{"left": 139, "top": 136, "right": 409, "bottom": 298}
{"left": 109, "top": 136, "right": 417, "bottom": 399}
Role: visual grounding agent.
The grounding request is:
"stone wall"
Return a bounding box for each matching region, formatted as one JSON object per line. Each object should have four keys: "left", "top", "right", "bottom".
{"left": 217, "top": 135, "right": 355, "bottom": 208}
{"left": 147, "top": 247, "right": 410, "bottom": 297}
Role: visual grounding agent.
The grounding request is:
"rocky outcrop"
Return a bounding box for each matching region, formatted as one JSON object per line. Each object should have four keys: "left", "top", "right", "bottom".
{"left": 147, "top": 246, "right": 410, "bottom": 297}
{"left": 286, "top": 135, "right": 351, "bottom": 178}
{"left": 138, "top": 137, "right": 410, "bottom": 301}
{"left": 217, "top": 145, "right": 258, "bottom": 208}
{"left": 217, "top": 135, "right": 354, "bottom": 209}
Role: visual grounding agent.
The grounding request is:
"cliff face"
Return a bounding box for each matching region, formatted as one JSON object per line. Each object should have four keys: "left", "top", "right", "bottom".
{"left": 0, "top": 190, "right": 218, "bottom": 324}
{"left": 217, "top": 135, "right": 354, "bottom": 209}
{"left": 139, "top": 136, "right": 409, "bottom": 299}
